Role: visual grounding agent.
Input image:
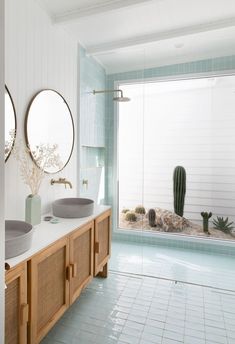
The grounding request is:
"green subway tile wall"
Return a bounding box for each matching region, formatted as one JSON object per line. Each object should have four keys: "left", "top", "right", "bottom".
{"left": 79, "top": 47, "right": 106, "bottom": 202}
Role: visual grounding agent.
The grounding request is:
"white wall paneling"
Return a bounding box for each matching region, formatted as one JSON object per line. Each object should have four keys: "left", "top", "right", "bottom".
{"left": 5, "top": 0, "right": 78, "bottom": 219}
{"left": 0, "top": 0, "right": 4, "bottom": 339}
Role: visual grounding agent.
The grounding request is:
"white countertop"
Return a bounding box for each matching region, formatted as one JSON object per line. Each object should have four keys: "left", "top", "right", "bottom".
{"left": 6, "top": 205, "right": 111, "bottom": 269}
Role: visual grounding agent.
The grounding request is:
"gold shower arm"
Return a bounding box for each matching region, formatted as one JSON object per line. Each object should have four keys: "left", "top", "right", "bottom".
{"left": 93, "top": 89, "right": 124, "bottom": 97}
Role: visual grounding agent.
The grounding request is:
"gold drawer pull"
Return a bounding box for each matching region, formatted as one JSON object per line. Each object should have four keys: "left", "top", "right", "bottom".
{"left": 71, "top": 263, "right": 77, "bottom": 278}
{"left": 95, "top": 242, "right": 100, "bottom": 254}
{"left": 20, "top": 303, "right": 29, "bottom": 325}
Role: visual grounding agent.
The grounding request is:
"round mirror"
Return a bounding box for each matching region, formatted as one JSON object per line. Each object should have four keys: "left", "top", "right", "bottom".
{"left": 25, "top": 89, "right": 75, "bottom": 173}
{"left": 5, "top": 86, "right": 17, "bottom": 162}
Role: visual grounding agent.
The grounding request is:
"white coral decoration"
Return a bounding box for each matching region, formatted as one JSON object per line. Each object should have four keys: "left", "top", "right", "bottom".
{"left": 5, "top": 129, "right": 16, "bottom": 157}
{"left": 13, "top": 141, "right": 63, "bottom": 195}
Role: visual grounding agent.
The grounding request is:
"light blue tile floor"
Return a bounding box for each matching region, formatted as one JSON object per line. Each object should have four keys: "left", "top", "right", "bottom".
{"left": 110, "top": 241, "right": 235, "bottom": 291}
{"left": 42, "top": 240, "right": 235, "bottom": 343}
{"left": 42, "top": 273, "right": 235, "bottom": 344}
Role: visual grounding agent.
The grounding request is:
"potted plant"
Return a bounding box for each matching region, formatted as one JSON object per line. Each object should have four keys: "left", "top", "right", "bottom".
{"left": 13, "top": 141, "right": 62, "bottom": 225}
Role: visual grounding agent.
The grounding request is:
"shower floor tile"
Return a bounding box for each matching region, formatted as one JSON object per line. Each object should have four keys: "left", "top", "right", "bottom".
{"left": 110, "top": 240, "right": 235, "bottom": 291}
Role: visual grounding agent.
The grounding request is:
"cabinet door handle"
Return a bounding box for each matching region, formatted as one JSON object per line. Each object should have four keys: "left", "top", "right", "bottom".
{"left": 5, "top": 262, "right": 10, "bottom": 271}
{"left": 66, "top": 265, "right": 73, "bottom": 281}
{"left": 95, "top": 242, "right": 100, "bottom": 254}
{"left": 20, "top": 303, "right": 29, "bottom": 325}
{"left": 71, "top": 263, "right": 77, "bottom": 278}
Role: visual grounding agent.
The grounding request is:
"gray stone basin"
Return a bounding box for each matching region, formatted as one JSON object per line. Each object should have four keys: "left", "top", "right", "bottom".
{"left": 5, "top": 220, "right": 34, "bottom": 259}
{"left": 52, "top": 198, "right": 94, "bottom": 218}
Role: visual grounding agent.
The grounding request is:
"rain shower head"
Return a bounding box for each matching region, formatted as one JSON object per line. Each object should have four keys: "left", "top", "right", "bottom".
{"left": 113, "top": 96, "right": 130, "bottom": 102}
{"left": 93, "top": 89, "right": 131, "bottom": 102}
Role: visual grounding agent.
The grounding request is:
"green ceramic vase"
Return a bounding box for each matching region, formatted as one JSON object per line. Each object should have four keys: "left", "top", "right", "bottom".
{"left": 25, "top": 194, "right": 41, "bottom": 225}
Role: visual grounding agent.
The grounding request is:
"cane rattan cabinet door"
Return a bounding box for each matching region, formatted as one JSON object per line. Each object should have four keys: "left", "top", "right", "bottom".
{"left": 29, "top": 237, "right": 70, "bottom": 344}
{"left": 94, "top": 210, "right": 112, "bottom": 276}
{"left": 5, "top": 263, "right": 28, "bottom": 344}
{"left": 69, "top": 221, "right": 94, "bottom": 304}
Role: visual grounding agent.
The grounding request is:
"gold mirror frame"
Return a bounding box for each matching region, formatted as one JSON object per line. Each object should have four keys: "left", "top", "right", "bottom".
{"left": 5, "top": 85, "right": 17, "bottom": 162}
{"left": 25, "top": 89, "right": 75, "bottom": 174}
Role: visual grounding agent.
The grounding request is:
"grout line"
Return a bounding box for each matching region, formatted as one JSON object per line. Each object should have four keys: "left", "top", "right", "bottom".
{"left": 109, "top": 270, "right": 235, "bottom": 294}
{"left": 212, "top": 290, "right": 235, "bottom": 297}
{"left": 160, "top": 280, "right": 174, "bottom": 344}
{"left": 182, "top": 281, "right": 187, "bottom": 343}
{"left": 218, "top": 289, "right": 229, "bottom": 344}
{"left": 202, "top": 285, "right": 207, "bottom": 344}
{"left": 110, "top": 270, "right": 143, "bottom": 280}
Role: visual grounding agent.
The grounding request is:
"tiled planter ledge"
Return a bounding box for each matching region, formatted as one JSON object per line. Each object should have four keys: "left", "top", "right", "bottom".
{"left": 113, "top": 228, "right": 235, "bottom": 256}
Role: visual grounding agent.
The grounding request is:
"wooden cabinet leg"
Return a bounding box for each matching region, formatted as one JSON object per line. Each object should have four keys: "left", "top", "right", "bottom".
{"left": 98, "top": 263, "right": 108, "bottom": 278}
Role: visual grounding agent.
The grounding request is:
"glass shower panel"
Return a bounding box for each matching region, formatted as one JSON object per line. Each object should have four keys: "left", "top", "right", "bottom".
{"left": 116, "top": 82, "right": 145, "bottom": 275}
{"left": 118, "top": 85, "right": 144, "bottom": 230}
{"left": 109, "top": 48, "right": 148, "bottom": 276}
{"left": 109, "top": 40, "right": 235, "bottom": 289}
{"left": 108, "top": 30, "right": 235, "bottom": 289}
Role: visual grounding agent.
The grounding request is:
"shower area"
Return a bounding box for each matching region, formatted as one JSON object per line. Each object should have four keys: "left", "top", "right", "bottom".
{"left": 75, "top": 47, "right": 235, "bottom": 344}
{"left": 105, "top": 68, "right": 235, "bottom": 295}
{"left": 80, "top": 46, "right": 235, "bottom": 293}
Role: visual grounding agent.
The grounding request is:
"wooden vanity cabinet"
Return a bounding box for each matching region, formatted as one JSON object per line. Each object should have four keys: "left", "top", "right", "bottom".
{"left": 28, "top": 237, "right": 70, "bottom": 344}
{"left": 5, "top": 262, "right": 28, "bottom": 344}
{"left": 28, "top": 222, "right": 95, "bottom": 343}
{"left": 6, "top": 209, "right": 112, "bottom": 344}
{"left": 69, "top": 221, "right": 94, "bottom": 304}
{"left": 94, "top": 209, "right": 112, "bottom": 277}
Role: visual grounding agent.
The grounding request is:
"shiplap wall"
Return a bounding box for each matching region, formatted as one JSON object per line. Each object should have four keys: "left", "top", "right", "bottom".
{"left": 0, "top": 0, "right": 4, "bottom": 338}
{"left": 119, "top": 76, "right": 235, "bottom": 224}
{"left": 5, "top": 0, "right": 78, "bottom": 219}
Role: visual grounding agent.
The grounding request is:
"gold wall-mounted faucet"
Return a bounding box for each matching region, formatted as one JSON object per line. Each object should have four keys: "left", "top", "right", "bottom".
{"left": 50, "top": 178, "right": 73, "bottom": 189}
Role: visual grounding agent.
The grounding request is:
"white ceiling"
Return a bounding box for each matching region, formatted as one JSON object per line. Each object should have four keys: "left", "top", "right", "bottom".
{"left": 39, "top": 0, "right": 108, "bottom": 16}
{"left": 38, "top": 0, "right": 235, "bottom": 74}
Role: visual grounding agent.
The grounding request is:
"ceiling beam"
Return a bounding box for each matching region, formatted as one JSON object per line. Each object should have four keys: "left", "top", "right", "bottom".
{"left": 53, "top": 0, "right": 153, "bottom": 24}
{"left": 86, "top": 17, "right": 235, "bottom": 55}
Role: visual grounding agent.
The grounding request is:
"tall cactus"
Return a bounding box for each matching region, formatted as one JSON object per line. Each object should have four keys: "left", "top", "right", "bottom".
{"left": 173, "top": 166, "right": 186, "bottom": 217}
{"left": 201, "top": 212, "right": 212, "bottom": 233}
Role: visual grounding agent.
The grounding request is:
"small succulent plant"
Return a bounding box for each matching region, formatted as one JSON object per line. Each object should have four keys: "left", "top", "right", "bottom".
{"left": 125, "top": 211, "right": 137, "bottom": 222}
{"left": 148, "top": 209, "right": 156, "bottom": 227}
{"left": 213, "top": 216, "right": 234, "bottom": 234}
{"left": 201, "top": 212, "right": 212, "bottom": 234}
{"left": 122, "top": 208, "right": 130, "bottom": 214}
{"left": 135, "top": 205, "right": 146, "bottom": 215}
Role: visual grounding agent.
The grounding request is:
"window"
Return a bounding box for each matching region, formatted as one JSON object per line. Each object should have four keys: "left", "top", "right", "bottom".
{"left": 118, "top": 75, "right": 235, "bottom": 240}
